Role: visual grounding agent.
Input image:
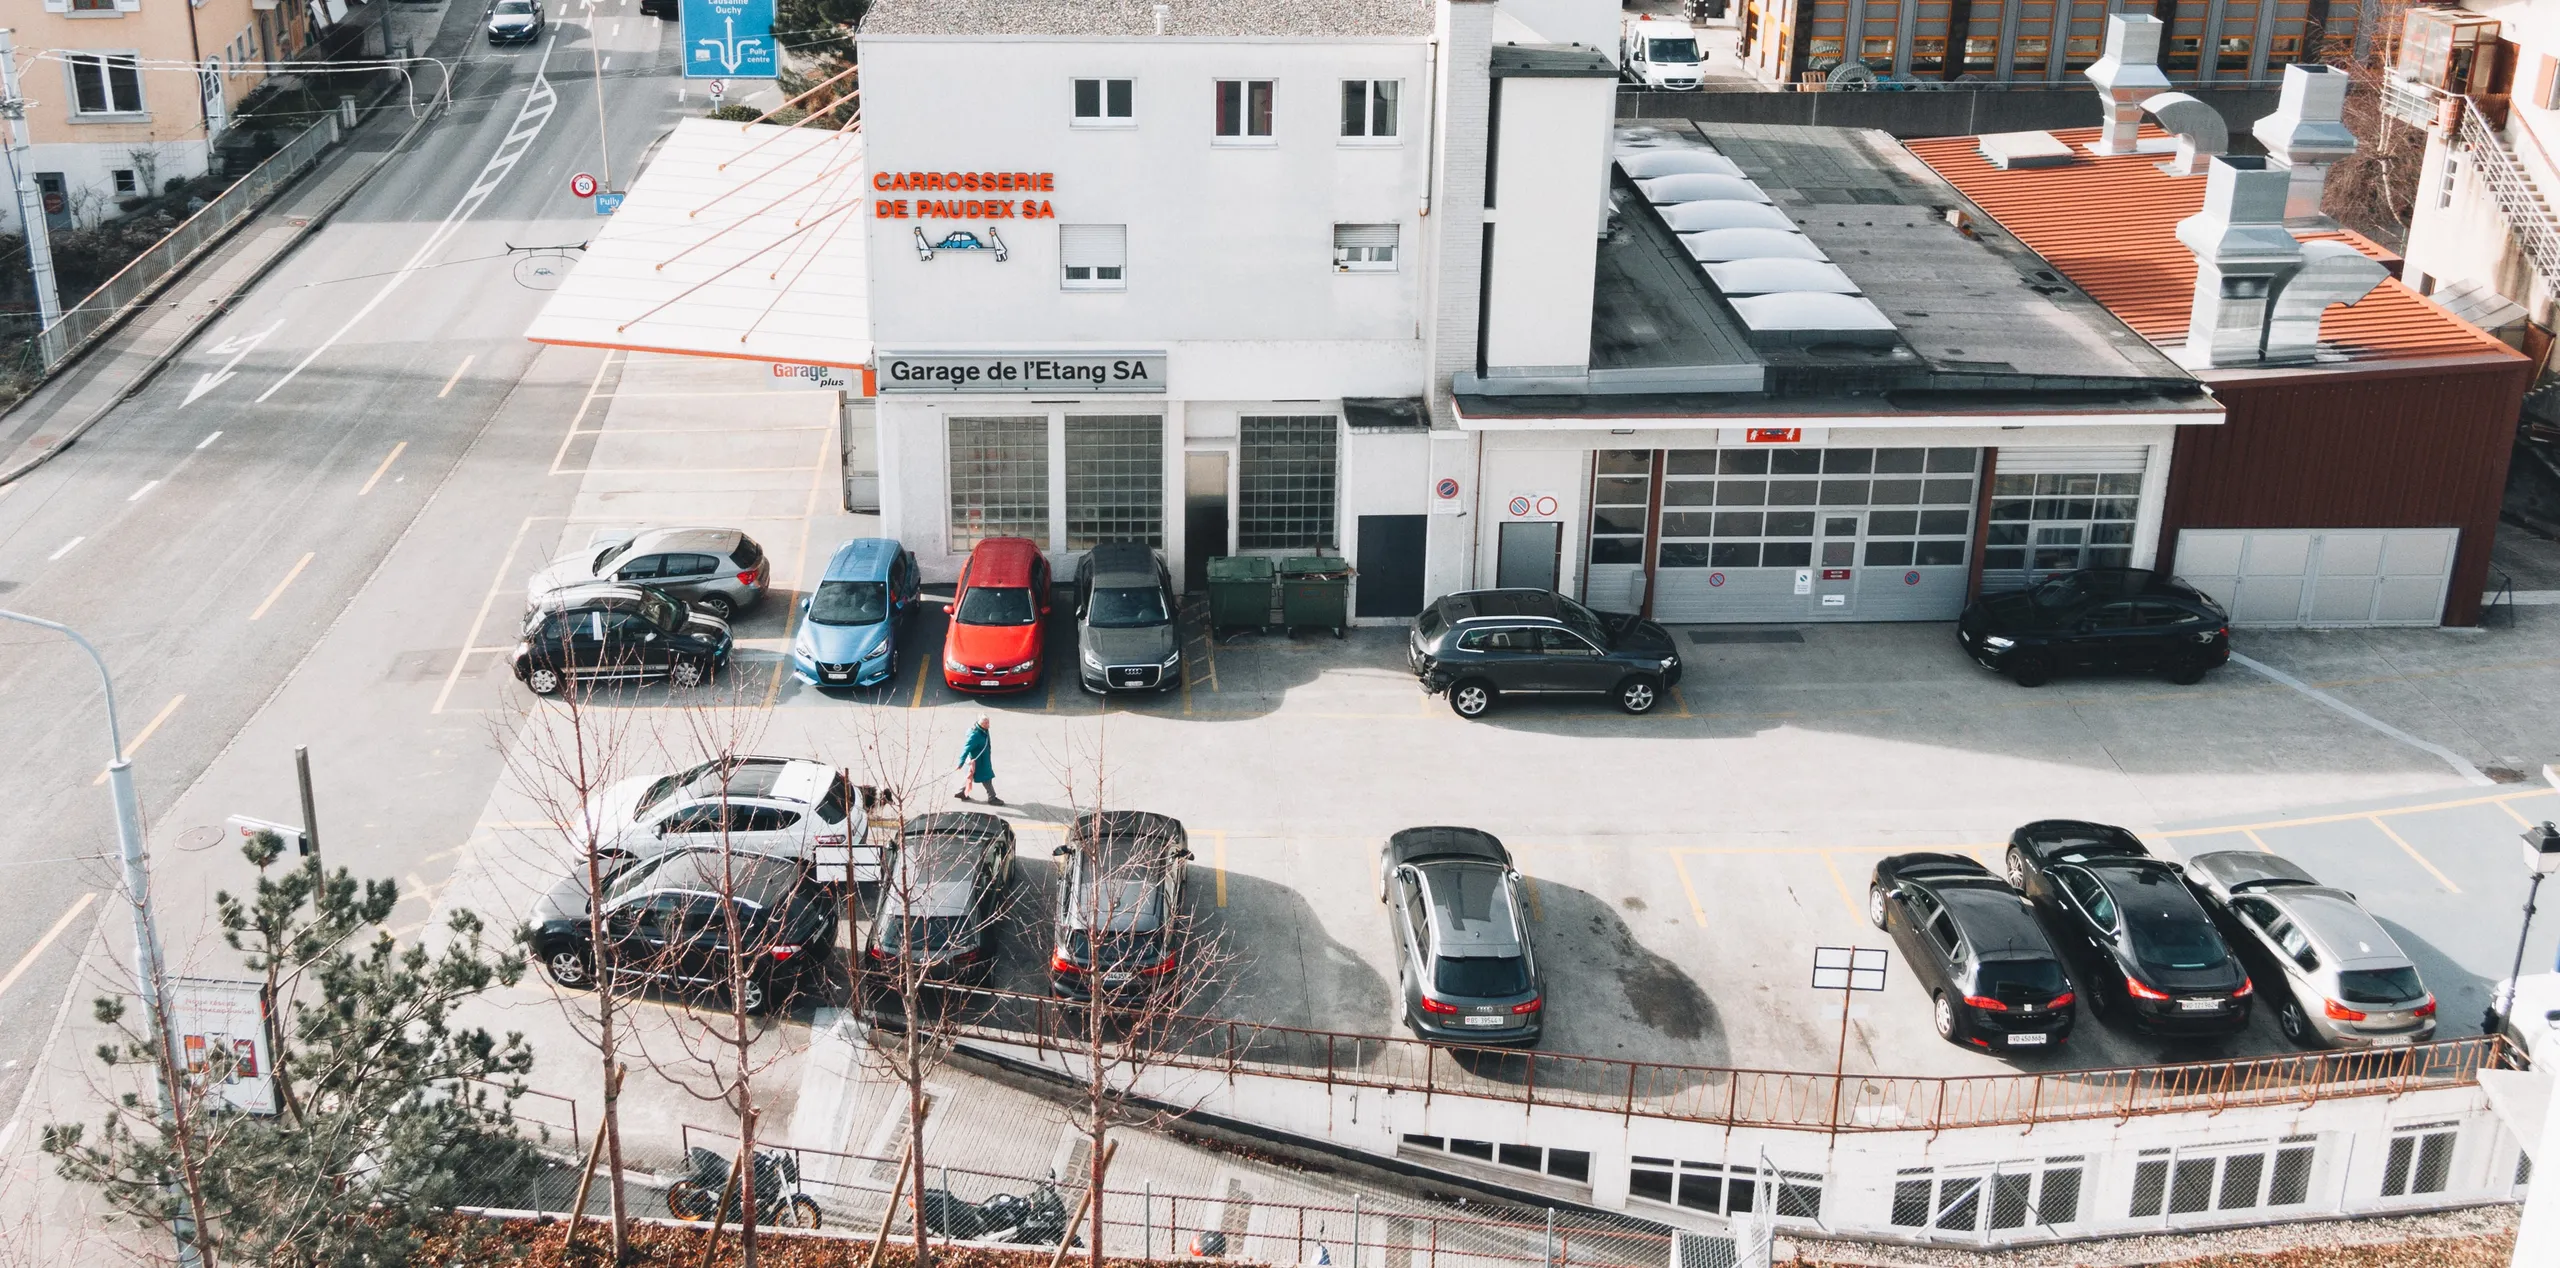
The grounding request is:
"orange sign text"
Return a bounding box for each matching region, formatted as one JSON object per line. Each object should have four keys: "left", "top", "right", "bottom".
{"left": 874, "top": 170, "right": 1055, "bottom": 221}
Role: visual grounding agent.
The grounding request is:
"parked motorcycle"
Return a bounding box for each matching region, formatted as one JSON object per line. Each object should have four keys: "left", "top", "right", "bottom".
{"left": 665, "top": 1146, "right": 823, "bottom": 1228}
{"left": 921, "top": 1176, "right": 1078, "bottom": 1245}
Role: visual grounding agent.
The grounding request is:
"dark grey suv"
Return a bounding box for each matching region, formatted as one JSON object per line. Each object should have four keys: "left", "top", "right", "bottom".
{"left": 1073, "top": 543, "right": 1180, "bottom": 693}
{"left": 1378, "top": 827, "right": 1542, "bottom": 1046}
{"left": 1408, "top": 590, "right": 1681, "bottom": 718}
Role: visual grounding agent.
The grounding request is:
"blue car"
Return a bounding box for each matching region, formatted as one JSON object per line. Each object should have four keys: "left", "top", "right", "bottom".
{"left": 792, "top": 538, "right": 922, "bottom": 687}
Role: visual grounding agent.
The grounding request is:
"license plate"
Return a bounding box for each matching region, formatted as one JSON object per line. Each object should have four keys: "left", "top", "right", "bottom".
{"left": 824, "top": 672, "right": 849, "bottom": 682}
{"left": 2006, "top": 1032, "right": 2048, "bottom": 1046}
{"left": 2178, "top": 998, "right": 2221, "bottom": 1012}
{"left": 2369, "top": 1033, "right": 2415, "bottom": 1046}
{"left": 979, "top": 679, "right": 1002, "bottom": 687}
{"left": 1464, "top": 1015, "right": 1508, "bottom": 1027}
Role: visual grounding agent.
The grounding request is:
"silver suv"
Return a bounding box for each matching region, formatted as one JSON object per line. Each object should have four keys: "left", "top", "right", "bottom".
{"left": 529, "top": 526, "right": 770, "bottom": 620}
{"left": 2184, "top": 850, "right": 2438, "bottom": 1049}
{"left": 1378, "top": 827, "right": 1543, "bottom": 1046}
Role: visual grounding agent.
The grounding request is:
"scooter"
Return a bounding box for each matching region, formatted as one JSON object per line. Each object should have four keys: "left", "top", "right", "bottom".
{"left": 665, "top": 1145, "right": 823, "bottom": 1228}
{"left": 921, "top": 1176, "right": 1079, "bottom": 1245}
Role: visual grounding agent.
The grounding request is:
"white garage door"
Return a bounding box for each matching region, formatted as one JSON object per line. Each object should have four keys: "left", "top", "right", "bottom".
{"left": 2173, "top": 528, "right": 2458, "bottom": 627}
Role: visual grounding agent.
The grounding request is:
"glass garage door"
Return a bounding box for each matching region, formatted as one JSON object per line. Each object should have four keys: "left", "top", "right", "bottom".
{"left": 1979, "top": 448, "right": 2149, "bottom": 591}
{"left": 1644, "top": 446, "right": 1980, "bottom": 622}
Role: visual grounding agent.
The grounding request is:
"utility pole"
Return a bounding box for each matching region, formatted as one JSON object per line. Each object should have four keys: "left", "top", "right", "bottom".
{"left": 294, "top": 745, "right": 322, "bottom": 867}
{"left": 0, "top": 29, "right": 66, "bottom": 351}
{"left": 588, "top": 0, "right": 613, "bottom": 193}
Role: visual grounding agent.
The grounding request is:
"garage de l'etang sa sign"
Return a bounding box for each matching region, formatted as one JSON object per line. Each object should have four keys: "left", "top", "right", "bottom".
{"left": 877, "top": 353, "right": 1167, "bottom": 393}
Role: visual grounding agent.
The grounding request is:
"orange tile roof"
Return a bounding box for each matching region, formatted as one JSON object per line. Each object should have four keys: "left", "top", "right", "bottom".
{"left": 1905, "top": 127, "right": 2523, "bottom": 370}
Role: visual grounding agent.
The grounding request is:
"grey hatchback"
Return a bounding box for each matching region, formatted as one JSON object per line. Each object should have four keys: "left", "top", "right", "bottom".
{"left": 1378, "top": 827, "right": 1543, "bottom": 1046}
{"left": 1409, "top": 589, "right": 1681, "bottom": 718}
{"left": 1073, "top": 542, "right": 1181, "bottom": 693}
{"left": 2182, "top": 850, "right": 2438, "bottom": 1049}
{"left": 528, "top": 526, "right": 770, "bottom": 620}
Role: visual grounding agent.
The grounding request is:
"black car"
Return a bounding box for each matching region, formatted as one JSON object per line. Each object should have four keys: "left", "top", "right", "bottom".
{"left": 1048, "top": 811, "right": 1192, "bottom": 1001}
{"left": 1957, "top": 569, "right": 2230, "bottom": 688}
{"left": 1409, "top": 589, "right": 1682, "bottom": 718}
{"left": 523, "top": 847, "right": 837, "bottom": 1014}
{"left": 1072, "top": 542, "right": 1180, "bottom": 693}
{"left": 638, "top": 0, "right": 677, "bottom": 16}
{"left": 1378, "top": 827, "right": 1543, "bottom": 1046}
{"left": 864, "top": 812, "right": 1016, "bottom": 989}
{"left": 512, "top": 581, "right": 733, "bottom": 695}
{"left": 2004, "top": 821, "right": 2253, "bottom": 1036}
{"left": 1868, "top": 853, "right": 2075, "bottom": 1052}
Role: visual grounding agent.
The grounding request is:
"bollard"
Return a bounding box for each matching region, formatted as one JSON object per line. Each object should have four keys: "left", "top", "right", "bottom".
{"left": 338, "top": 95, "right": 357, "bottom": 128}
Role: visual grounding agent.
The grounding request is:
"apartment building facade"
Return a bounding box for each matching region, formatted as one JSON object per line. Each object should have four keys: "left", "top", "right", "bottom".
{"left": 1731, "top": 0, "right": 2373, "bottom": 88}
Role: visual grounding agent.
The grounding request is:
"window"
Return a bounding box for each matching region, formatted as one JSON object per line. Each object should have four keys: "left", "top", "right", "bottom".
{"left": 69, "top": 53, "right": 144, "bottom": 115}
{"left": 948, "top": 416, "right": 1050, "bottom": 552}
{"left": 1214, "top": 79, "right": 1273, "bottom": 140}
{"left": 1893, "top": 1159, "right": 2084, "bottom": 1233}
{"left": 2131, "top": 1138, "right": 2318, "bottom": 1217}
{"left": 1064, "top": 414, "right": 1163, "bottom": 548}
{"left": 1629, "top": 1158, "right": 1781, "bottom": 1216}
{"left": 2219, "top": 36, "right": 2254, "bottom": 71}
{"left": 70, "top": 0, "right": 120, "bottom": 11}
{"left": 1072, "top": 78, "right": 1133, "bottom": 124}
{"left": 1407, "top": 1136, "right": 1590, "bottom": 1184}
{"left": 1586, "top": 451, "right": 1651, "bottom": 566}
{"left": 1060, "top": 223, "right": 1127, "bottom": 290}
{"left": 1339, "top": 79, "right": 1398, "bottom": 139}
{"left": 2167, "top": 36, "right": 2203, "bottom": 71}
{"left": 2382, "top": 1124, "right": 2457, "bottom": 1198}
{"left": 1861, "top": 36, "right": 1895, "bottom": 60}
{"left": 1237, "top": 415, "right": 1337, "bottom": 550}
{"left": 1332, "top": 223, "right": 1398, "bottom": 272}
{"left": 1983, "top": 471, "right": 2141, "bottom": 580}
{"left": 112, "top": 168, "right": 137, "bottom": 195}
{"left": 1648, "top": 447, "right": 1973, "bottom": 575}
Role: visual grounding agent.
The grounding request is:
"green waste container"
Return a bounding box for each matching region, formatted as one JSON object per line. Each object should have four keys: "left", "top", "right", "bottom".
{"left": 1205, "top": 555, "right": 1278, "bottom": 635}
{"left": 1278, "top": 555, "right": 1355, "bottom": 638}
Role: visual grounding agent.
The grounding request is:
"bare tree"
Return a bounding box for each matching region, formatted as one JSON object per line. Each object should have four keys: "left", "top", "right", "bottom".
{"left": 2327, "top": 0, "right": 2423, "bottom": 245}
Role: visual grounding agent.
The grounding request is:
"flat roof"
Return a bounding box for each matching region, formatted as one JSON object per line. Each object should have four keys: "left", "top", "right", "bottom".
{"left": 861, "top": 0, "right": 1433, "bottom": 38}
{"left": 1905, "top": 126, "right": 2526, "bottom": 371}
{"left": 524, "top": 118, "right": 871, "bottom": 370}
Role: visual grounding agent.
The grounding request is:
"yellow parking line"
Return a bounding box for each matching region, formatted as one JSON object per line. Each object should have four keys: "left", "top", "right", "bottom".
{"left": 2243, "top": 828, "right": 2274, "bottom": 853}
{"left": 2157, "top": 787, "right": 2558, "bottom": 838}
{"left": 1665, "top": 853, "right": 1709, "bottom": 927}
{"left": 1212, "top": 830, "right": 1227, "bottom": 908}
{"left": 2498, "top": 798, "right": 2539, "bottom": 828}
{"left": 0, "top": 892, "right": 95, "bottom": 1001}
{"left": 1817, "top": 850, "right": 1863, "bottom": 925}
{"left": 357, "top": 441, "right": 407, "bottom": 496}
{"left": 548, "top": 351, "right": 618, "bottom": 475}
{"left": 434, "top": 517, "right": 540, "bottom": 715}
{"left": 909, "top": 646, "right": 931, "bottom": 708}
{"left": 249, "top": 552, "right": 316, "bottom": 621}
{"left": 2364, "top": 816, "right": 2462, "bottom": 894}
{"left": 437, "top": 354, "right": 474, "bottom": 397}
{"left": 95, "top": 695, "right": 184, "bottom": 785}
{"left": 762, "top": 425, "right": 833, "bottom": 710}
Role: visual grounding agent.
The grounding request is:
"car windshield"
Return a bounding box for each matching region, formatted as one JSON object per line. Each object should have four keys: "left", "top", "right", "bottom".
{"left": 1434, "top": 955, "right": 1530, "bottom": 997}
{"left": 809, "top": 580, "right": 889, "bottom": 625}
{"left": 1066, "top": 928, "right": 1165, "bottom": 970}
{"left": 1555, "top": 595, "right": 1614, "bottom": 648}
{"left": 2126, "top": 910, "right": 2228, "bottom": 972}
{"left": 2339, "top": 965, "right": 2425, "bottom": 1005}
{"left": 601, "top": 853, "right": 675, "bottom": 904}
{"left": 879, "top": 914, "right": 969, "bottom": 955}
{"left": 956, "top": 586, "right": 1036, "bottom": 626}
{"left": 1649, "top": 38, "right": 1701, "bottom": 61}
{"left": 593, "top": 542, "right": 633, "bottom": 574}
{"left": 1088, "top": 586, "right": 1169, "bottom": 628}
{"left": 495, "top": 0, "right": 536, "bottom": 12}
{"left": 2030, "top": 577, "right": 2089, "bottom": 611}
{"left": 640, "top": 592, "right": 686, "bottom": 632}
{"left": 1064, "top": 873, "right": 1164, "bottom": 933}
{"left": 1976, "top": 958, "right": 2068, "bottom": 1004}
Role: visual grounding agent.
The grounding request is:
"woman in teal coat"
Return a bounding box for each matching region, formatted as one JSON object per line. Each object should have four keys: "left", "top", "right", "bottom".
{"left": 952, "top": 716, "right": 1000, "bottom": 805}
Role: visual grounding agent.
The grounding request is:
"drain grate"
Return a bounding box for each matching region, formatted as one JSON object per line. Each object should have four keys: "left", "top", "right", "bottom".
{"left": 1687, "top": 629, "right": 1805, "bottom": 645}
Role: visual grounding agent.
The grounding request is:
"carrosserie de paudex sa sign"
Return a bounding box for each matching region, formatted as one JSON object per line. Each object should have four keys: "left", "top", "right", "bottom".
{"left": 876, "top": 352, "right": 1167, "bottom": 394}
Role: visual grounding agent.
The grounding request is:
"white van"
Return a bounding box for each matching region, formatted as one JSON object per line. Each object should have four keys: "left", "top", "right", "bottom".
{"left": 1621, "top": 16, "right": 1706, "bottom": 91}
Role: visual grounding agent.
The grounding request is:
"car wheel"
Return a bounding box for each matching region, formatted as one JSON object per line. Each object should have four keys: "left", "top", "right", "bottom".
{"left": 1867, "top": 885, "right": 1889, "bottom": 931}
{"left": 1614, "top": 675, "right": 1662, "bottom": 715}
{"left": 667, "top": 657, "right": 710, "bottom": 690}
{"left": 2003, "top": 847, "right": 2028, "bottom": 890}
{"left": 543, "top": 948, "right": 593, "bottom": 989}
{"left": 2009, "top": 652, "right": 2053, "bottom": 688}
{"left": 696, "top": 595, "right": 735, "bottom": 621}
{"left": 1448, "top": 679, "right": 1496, "bottom": 719}
{"left": 1932, "top": 992, "right": 1958, "bottom": 1043}
{"left": 525, "top": 666, "right": 563, "bottom": 696}
{"left": 736, "top": 974, "right": 771, "bottom": 1015}
{"left": 2083, "top": 977, "right": 2113, "bottom": 1020}
{"left": 2278, "top": 998, "right": 2322, "bottom": 1048}
{"left": 2167, "top": 656, "right": 2213, "bottom": 686}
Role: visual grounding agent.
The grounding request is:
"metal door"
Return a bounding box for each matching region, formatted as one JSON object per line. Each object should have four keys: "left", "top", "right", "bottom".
{"left": 1183, "top": 452, "right": 1227, "bottom": 591}
{"left": 1496, "top": 521, "right": 1561, "bottom": 591}
{"left": 1813, "top": 514, "right": 1860, "bottom": 616}
{"left": 1354, "top": 515, "right": 1427, "bottom": 617}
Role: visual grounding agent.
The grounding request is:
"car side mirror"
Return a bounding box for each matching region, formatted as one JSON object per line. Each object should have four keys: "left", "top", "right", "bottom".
{"left": 1176, "top": 849, "right": 1195, "bottom": 861}
{"left": 1052, "top": 844, "right": 1072, "bottom": 857}
{"left": 942, "top": 603, "right": 956, "bottom": 615}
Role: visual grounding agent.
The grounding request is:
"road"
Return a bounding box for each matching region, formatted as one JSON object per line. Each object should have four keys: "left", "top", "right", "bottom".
{"left": 0, "top": 0, "right": 690, "bottom": 1122}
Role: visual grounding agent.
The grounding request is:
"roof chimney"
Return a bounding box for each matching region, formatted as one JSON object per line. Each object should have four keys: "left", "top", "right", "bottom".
{"left": 2175, "top": 156, "right": 2301, "bottom": 367}
{"left": 2087, "top": 15, "right": 2170, "bottom": 156}
{"left": 2262, "top": 241, "right": 2389, "bottom": 360}
{"left": 1153, "top": 2, "right": 1169, "bottom": 34}
{"left": 2251, "top": 63, "right": 2359, "bottom": 226}
{"left": 2141, "top": 92, "right": 2227, "bottom": 176}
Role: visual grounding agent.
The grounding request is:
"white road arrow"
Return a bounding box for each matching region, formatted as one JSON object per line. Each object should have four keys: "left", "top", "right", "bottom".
{"left": 184, "top": 320, "right": 283, "bottom": 406}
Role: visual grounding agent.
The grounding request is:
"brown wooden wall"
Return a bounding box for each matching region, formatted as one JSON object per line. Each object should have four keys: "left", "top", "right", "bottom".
{"left": 2156, "top": 358, "right": 2533, "bottom": 626}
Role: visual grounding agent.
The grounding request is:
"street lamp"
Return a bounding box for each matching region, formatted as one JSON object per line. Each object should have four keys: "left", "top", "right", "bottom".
{"left": 0, "top": 609, "right": 196, "bottom": 1267}
{"left": 2485, "top": 820, "right": 2560, "bottom": 1038}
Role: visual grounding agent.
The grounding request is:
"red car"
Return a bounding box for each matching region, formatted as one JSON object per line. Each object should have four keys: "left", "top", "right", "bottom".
{"left": 942, "top": 537, "right": 1052, "bottom": 692}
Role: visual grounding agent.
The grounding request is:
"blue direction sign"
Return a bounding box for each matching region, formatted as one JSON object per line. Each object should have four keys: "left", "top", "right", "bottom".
{"left": 594, "top": 192, "right": 626, "bottom": 215}
{"left": 681, "top": 0, "right": 776, "bottom": 80}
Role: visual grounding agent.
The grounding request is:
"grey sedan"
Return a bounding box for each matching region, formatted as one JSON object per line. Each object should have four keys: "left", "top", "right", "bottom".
{"left": 528, "top": 526, "right": 770, "bottom": 619}
{"left": 1378, "top": 827, "right": 1543, "bottom": 1046}
{"left": 1073, "top": 542, "right": 1181, "bottom": 693}
{"left": 2183, "top": 850, "right": 2438, "bottom": 1049}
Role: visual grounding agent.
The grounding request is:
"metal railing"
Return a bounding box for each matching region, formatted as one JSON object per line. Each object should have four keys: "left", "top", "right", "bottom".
{"left": 30, "top": 112, "right": 342, "bottom": 368}
{"left": 896, "top": 988, "right": 2513, "bottom": 1135}
{"left": 2389, "top": 77, "right": 2560, "bottom": 299}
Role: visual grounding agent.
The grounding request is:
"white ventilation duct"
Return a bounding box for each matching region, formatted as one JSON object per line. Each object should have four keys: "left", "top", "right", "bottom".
{"left": 2252, "top": 64, "right": 2359, "bottom": 226}
{"left": 1679, "top": 228, "right": 1829, "bottom": 263}
{"left": 2141, "top": 92, "right": 2227, "bottom": 176}
{"left": 1658, "top": 200, "right": 1799, "bottom": 232}
{"left": 1637, "top": 173, "right": 1772, "bottom": 205}
{"left": 1617, "top": 150, "right": 1745, "bottom": 179}
{"left": 2086, "top": 15, "right": 2170, "bottom": 156}
{"left": 2263, "top": 240, "right": 2389, "bottom": 361}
